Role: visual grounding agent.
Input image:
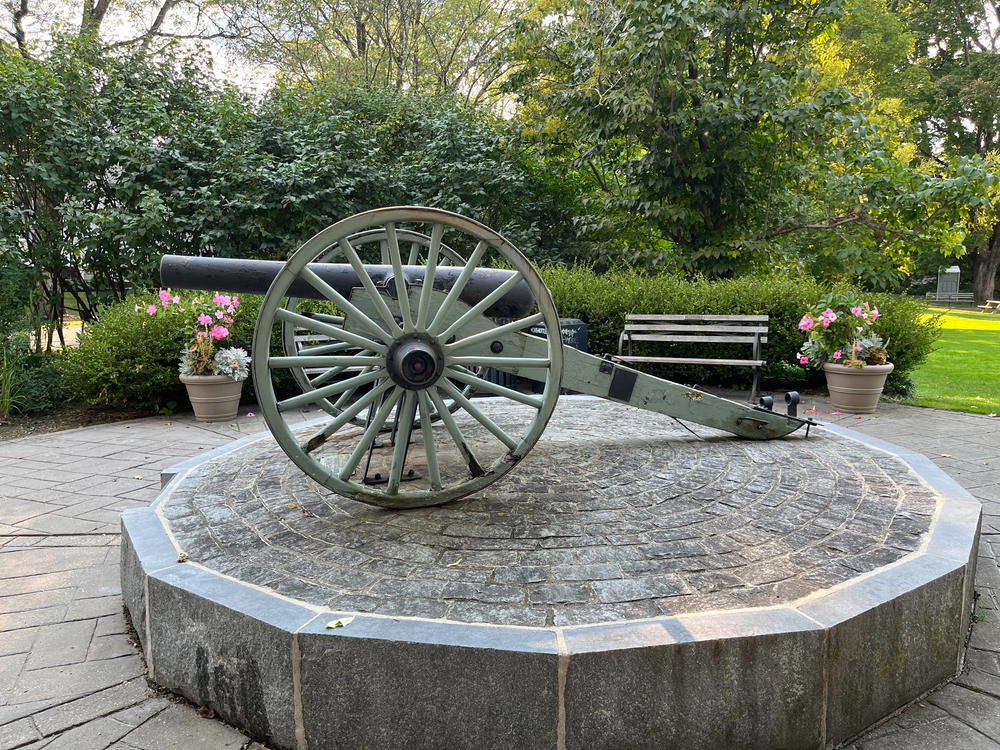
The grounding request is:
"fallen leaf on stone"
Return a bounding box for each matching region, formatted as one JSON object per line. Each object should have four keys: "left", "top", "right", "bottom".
{"left": 446, "top": 559, "right": 463, "bottom": 567}
{"left": 196, "top": 706, "right": 215, "bottom": 719}
{"left": 853, "top": 416, "right": 863, "bottom": 420}
{"left": 163, "top": 422, "right": 172, "bottom": 426}
{"left": 287, "top": 503, "right": 297, "bottom": 509}
{"left": 325, "top": 617, "right": 354, "bottom": 629}
{"left": 831, "top": 410, "right": 842, "bottom": 416}
{"left": 177, "top": 552, "right": 189, "bottom": 563}
{"left": 940, "top": 453, "right": 952, "bottom": 458}
{"left": 132, "top": 475, "right": 144, "bottom": 479}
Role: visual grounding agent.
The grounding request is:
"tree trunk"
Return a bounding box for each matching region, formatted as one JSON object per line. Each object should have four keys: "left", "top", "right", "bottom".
{"left": 971, "top": 221, "right": 1000, "bottom": 303}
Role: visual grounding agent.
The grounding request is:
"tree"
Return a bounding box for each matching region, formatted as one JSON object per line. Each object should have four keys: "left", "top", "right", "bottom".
{"left": 0, "top": 39, "right": 248, "bottom": 343}
{"left": 2, "top": 0, "right": 244, "bottom": 58}
{"left": 506, "top": 0, "right": 994, "bottom": 283}
{"left": 232, "top": 0, "right": 527, "bottom": 105}
{"left": 0, "top": 39, "right": 578, "bottom": 346}
{"left": 896, "top": 0, "right": 1000, "bottom": 301}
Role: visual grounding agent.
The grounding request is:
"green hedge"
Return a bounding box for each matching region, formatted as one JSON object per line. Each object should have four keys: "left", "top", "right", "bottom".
{"left": 61, "top": 291, "right": 272, "bottom": 411}
{"left": 540, "top": 267, "right": 938, "bottom": 394}
{"left": 61, "top": 270, "right": 938, "bottom": 410}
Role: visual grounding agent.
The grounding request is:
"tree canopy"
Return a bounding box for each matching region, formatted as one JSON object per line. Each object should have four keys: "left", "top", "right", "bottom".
{"left": 2, "top": 0, "right": 1000, "bottom": 313}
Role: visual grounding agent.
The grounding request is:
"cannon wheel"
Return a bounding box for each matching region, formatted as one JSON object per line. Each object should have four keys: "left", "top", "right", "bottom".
{"left": 279, "top": 227, "right": 473, "bottom": 428}
{"left": 252, "top": 206, "right": 564, "bottom": 508}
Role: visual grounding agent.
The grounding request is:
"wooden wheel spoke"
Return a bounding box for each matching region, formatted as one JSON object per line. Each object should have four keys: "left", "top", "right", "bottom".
{"left": 428, "top": 388, "right": 485, "bottom": 478}
{"left": 306, "top": 312, "right": 344, "bottom": 325}
{"left": 338, "top": 388, "right": 403, "bottom": 481}
{"left": 299, "top": 266, "right": 389, "bottom": 341}
{"left": 417, "top": 391, "right": 441, "bottom": 490}
{"left": 445, "top": 367, "right": 543, "bottom": 408}
{"left": 337, "top": 238, "right": 402, "bottom": 334}
{"left": 437, "top": 272, "right": 524, "bottom": 342}
{"left": 298, "top": 341, "right": 354, "bottom": 356}
{"left": 385, "top": 223, "right": 414, "bottom": 332}
{"left": 278, "top": 368, "right": 382, "bottom": 412}
{"left": 275, "top": 308, "right": 386, "bottom": 354}
{"left": 406, "top": 241, "right": 421, "bottom": 265}
{"left": 300, "top": 378, "right": 394, "bottom": 453}
{"left": 437, "top": 379, "right": 519, "bottom": 451}
{"left": 416, "top": 223, "right": 444, "bottom": 330}
{"left": 445, "top": 313, "right": 544, "bottom": 352}
{"left": 427, "top": 240, "right": 488, "bottom": 334}
{"left": 387, "top": 391, "right": 418, "bottom": 494}
{"left": 309, "top": 359, "right": 370, "bottom": 388}
{"left": 269, "top": 355, "right": 383, "bottom": 369}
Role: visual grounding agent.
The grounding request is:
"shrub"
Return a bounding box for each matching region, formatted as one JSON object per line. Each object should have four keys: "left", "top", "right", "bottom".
{"left": 61, "top": 291, "right": 266, "bottom": 411}
{"left": 0, "top": 333, "right": 66, "bottom": 417}
{"left": 539, "top": 267, "right": 936, "bottom": 394}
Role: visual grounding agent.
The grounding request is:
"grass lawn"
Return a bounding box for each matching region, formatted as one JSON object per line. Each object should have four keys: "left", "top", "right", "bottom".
{"left": 905, "top": 307, "right": 1000, "bottom": 415}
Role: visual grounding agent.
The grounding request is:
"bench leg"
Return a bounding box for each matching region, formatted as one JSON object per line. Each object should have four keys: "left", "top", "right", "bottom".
{"left": 750, "top": 366, "right": 761, "bottom": 403}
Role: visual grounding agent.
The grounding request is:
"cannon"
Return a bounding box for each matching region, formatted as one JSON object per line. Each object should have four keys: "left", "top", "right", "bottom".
{"left": 161, "top": 206, "right": 813, "bottom": 509}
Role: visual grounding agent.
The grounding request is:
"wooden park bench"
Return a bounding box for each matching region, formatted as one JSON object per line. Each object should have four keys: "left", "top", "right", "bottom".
{"left": 614, "top": 314, "right": 768, "bottom": 401}
{"left": 977, "top": 300, "right": 1000, "bottom": 313}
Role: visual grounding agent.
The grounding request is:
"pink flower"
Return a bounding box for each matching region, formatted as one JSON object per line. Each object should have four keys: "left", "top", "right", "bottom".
{"left": 215, "top": 309, "right": 225, "bottom": 319}
{"left": 798, "top": 355, "right": 810, "bottom": 365}
{"left": 196, "top": 331, "right": 206, "bottom": 340}
{"left": 870, "top": 306, "right": 880, "bottom": 321}
{"left": 232, "top": 296, "right": 240, "bottom": 307}
{"left": 854, "top": 342, "right": 862, "bottom": 352}
{"left": 832, "top": 410, "right": 842, "bottom": 416}
{"left": 209, "top": 325, "right": 229, "bottom": 340}
{"left": 246, "top": 412, "right": 255, "bottom": 417}
{"left": 197, "top": 313, "right": 213, "bottom": 326}
{"left": 851, "top": 306, "right": 863, "bottom": 316}
{"left": 172, "top": 295, "right": 180, "bottom": 305}
{"left": 146, "top": 304, "right": 157, "bottom": 315}
{"left": 158, "top": 289, "right": 172, "bottom": 306}
{"left": 833, "top": 350, "right": 842, "bottom": 359}
{"left": 798, "top": 315, "right": 814, "bottom": 331}
{"left": 213, "top": 294, "right": 231, "bottom": 307}
{"left": 223, "top": 315, "right": 234, "bottom": 324}
{"left": 227, "top": 305, "right": 236, "bottom": 315}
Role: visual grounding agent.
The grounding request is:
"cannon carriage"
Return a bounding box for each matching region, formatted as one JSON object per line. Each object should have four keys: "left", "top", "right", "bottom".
{"left": 161, "top": 206, "right": 812, "bottom": 509}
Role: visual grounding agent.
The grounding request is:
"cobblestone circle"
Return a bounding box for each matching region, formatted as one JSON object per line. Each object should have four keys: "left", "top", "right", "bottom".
{"left": 161, "top": 399, "right": 939, "bottom": 627}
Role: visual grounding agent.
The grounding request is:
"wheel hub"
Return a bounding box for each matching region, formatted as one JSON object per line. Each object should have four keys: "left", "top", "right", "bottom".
{"left": 386, "top": 333, "right": 444, "bottom": 390}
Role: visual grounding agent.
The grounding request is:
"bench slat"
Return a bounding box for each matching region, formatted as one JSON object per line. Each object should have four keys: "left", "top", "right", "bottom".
{"left": 625, "top": 334, "right": 768, "bottom": 344}
{"left": 615, "top": 356, "right": 765, "bottom": 367}
{"left": 623, "top": 324, "right": 769, "bottom": 334}
{"left": 625, "top": 314, "right": 769, "bottom": 322}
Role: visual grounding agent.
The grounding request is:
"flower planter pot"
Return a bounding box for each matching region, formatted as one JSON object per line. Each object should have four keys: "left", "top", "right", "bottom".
{"left": 180, "top": 374, "right": 243, "bottom": 422}
{"left": 822, "top": 362, "right": 894, "bottom": 414}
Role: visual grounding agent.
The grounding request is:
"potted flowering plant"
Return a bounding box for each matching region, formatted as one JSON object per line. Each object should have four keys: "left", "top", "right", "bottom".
{"left": 796, "top": 292, "right": 892, "bottom": 413}
{"left": 144, "top": 290, "right": 250, "bottom": 421}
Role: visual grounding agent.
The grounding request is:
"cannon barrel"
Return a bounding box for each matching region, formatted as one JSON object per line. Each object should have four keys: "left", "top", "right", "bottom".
{"left": 160, "top": 255, "right": 535, "bottom": 319}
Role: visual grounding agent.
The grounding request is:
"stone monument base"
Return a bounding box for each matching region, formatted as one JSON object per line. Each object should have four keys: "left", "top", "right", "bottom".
{"left": 122, "top": 397, "right": 981, "bottom": 749}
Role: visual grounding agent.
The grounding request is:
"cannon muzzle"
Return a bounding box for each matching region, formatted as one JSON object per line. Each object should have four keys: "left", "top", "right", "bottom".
{"left": 160, "top": 255, "right": 534, "bottom": 319}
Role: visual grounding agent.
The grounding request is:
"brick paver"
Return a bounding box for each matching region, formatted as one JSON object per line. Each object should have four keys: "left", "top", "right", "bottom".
{"left": 0, "top": 395, "right": 997, "bottom": 749}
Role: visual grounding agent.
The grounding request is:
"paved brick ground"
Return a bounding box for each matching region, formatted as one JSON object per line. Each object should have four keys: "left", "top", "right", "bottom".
{"left": 0, "top": 396, "right": 997, "bottom": 749}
